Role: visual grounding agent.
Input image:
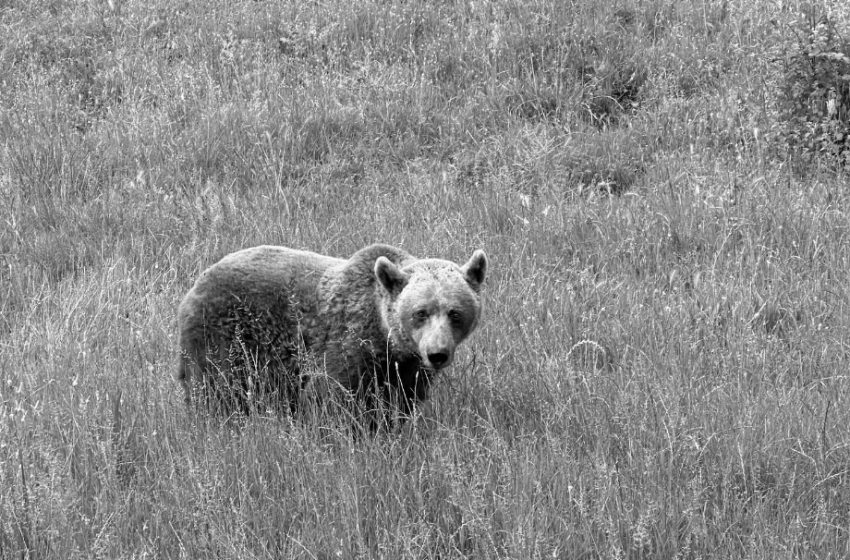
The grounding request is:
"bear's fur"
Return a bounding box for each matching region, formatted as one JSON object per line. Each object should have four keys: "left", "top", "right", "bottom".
{"left": 176, "top": 244, "right": 487, "bottom": 423}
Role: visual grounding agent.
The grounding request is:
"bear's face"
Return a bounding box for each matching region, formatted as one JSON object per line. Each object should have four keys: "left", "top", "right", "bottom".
{"left": 375, "top": 250, "right": 487, "bottom": 370}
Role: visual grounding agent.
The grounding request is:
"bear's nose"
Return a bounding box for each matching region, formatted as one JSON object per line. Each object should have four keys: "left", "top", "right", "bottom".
{"left": 427, "top": 352, "right": 450, "bottom": 369}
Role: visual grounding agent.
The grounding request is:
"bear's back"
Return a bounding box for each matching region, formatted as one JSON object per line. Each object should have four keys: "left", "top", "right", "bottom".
{"left": 181, "top": 246, "right": 338, "bottom": 323}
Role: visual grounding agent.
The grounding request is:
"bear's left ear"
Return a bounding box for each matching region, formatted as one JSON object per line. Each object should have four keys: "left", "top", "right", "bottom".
{"left": 461, "top": 250, "right": 488, "bottom": 291}
{"left": 375, "top": 257, "right": 409, "bottom": 294}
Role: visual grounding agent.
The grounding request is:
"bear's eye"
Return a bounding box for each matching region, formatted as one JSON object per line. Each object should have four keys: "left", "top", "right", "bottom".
{"left": 448, "top": 310, "right": 462, "bottom": 322}
{"left": 414, "top": 309, "right": 429, "bottom": 321}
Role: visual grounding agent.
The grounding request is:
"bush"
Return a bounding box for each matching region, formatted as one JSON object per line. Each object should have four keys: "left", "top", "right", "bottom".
{"left": 779, "top": 9, "right": 850, "bottom": 168}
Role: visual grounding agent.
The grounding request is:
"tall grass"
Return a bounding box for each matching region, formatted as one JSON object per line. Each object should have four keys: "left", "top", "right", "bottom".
{"left": 2, "top": 0, "right": 850, "bottom": 557}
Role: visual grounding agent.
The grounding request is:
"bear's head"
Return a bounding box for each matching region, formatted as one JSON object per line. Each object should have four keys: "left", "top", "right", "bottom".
{"left": 374, "top": 250, "right": 488, "bottom": 371}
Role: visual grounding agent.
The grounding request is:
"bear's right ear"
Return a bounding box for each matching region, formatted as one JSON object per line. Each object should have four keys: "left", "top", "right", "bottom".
{"left": 375, "top": 257, "right": 409, "bottom": 294}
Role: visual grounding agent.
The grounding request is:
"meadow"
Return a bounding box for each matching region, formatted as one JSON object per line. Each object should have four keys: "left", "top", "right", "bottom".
{"left": 2, "top": 0, "right": 850, "bottom": 557}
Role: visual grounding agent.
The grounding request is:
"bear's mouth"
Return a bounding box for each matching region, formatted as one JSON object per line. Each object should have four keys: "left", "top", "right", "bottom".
{"left": 420, "top": 349, "right": 453, "bottom": 370}
{"left": 419, "top": 357, "right": 445, "bottom": 372}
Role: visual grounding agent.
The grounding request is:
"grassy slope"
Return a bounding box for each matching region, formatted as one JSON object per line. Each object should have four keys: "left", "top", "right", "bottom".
{"left": 2, "top": 0, "right": 850, "bottom": 558}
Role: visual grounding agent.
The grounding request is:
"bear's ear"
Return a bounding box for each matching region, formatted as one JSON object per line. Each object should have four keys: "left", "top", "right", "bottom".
{"left": 375, "top": 257, "right": 409, "bottom": 293}
{"left": 461, "top": 250, "right": 488, "bottom": 291}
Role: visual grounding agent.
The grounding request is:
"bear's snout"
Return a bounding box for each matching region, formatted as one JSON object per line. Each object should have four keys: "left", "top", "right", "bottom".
{"left": 419, "top": 335, "right": 455, "bottom": 370}
{"left": 414, "top": 314, "right": 457, "bottom": 370}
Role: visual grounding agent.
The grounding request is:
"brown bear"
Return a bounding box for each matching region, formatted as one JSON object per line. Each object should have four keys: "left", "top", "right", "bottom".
{"left": 176, "top": 244, "right": 487, "bottom": 425}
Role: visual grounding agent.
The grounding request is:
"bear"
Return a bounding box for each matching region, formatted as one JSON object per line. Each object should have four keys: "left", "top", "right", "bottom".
{"left": 176, "top": 243, "right": 488, "bottom": 426}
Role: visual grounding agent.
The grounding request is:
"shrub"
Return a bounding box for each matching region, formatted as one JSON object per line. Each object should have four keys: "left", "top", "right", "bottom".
{"left": 778, "top": 8, "right": 850, "bottom": 169}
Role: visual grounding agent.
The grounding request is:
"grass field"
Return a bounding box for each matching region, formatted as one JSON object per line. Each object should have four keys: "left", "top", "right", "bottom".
{"left": 3, "top": 0, "right": 850, "bottom": 557}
